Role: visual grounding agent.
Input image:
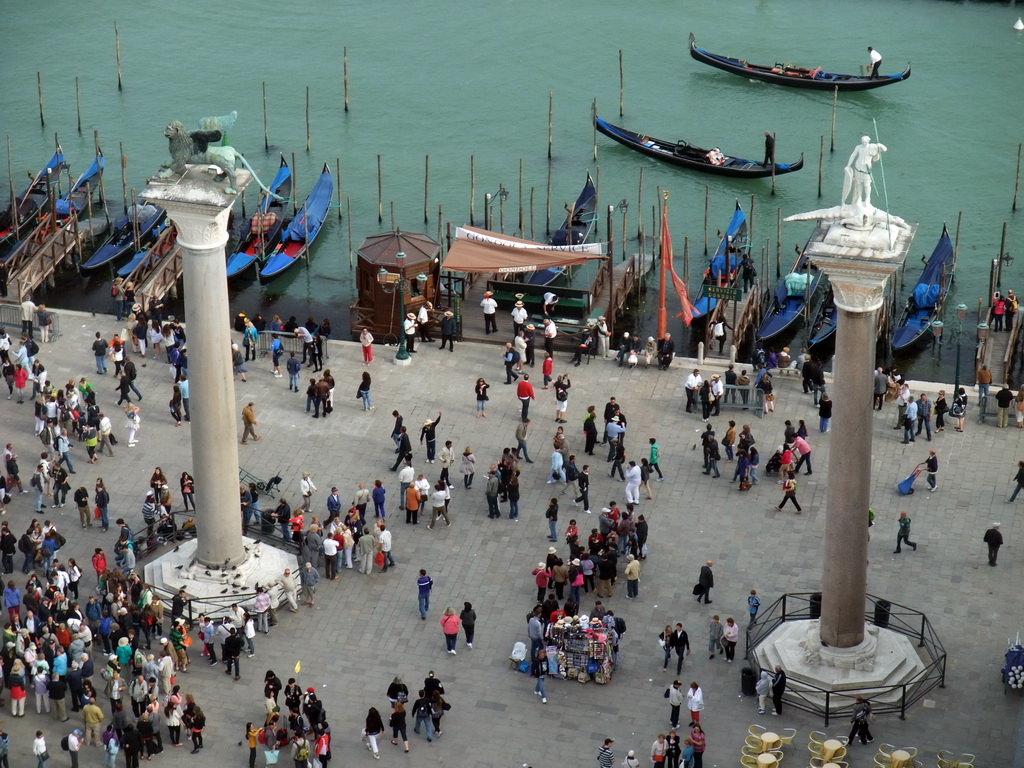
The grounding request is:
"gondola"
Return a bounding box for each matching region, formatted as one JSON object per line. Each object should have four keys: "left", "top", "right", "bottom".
{"left": 80, "top": 203, "right": 165, "bottom": 274}
{"left": 806, "top": 286, "right": 837, "bottom": 353}
{"left": 891, "top": 226, "right": 954, "bottom": 352}
{"left": 226, "top": 156, "right": 292, "bottom": 279}
{"left": 258, "top": 163, "right": 333, "bottom": 284}
{"left": 688, "top": 33, "right": 911, "bottom": 91}
{"left": 55, "top": 151, "right": 104, "bottom": 219}
{"left": 0, "top": 148, "right": 66, "bottom": 246}
{"left": 527, "top": 171, "right": 597, "bottom": 286}
{"left": 595, "top": 116, "right": 802, "bottom": 179}
{"left": 690, "top": 202, "right": 748, "bottom": 324}
{"left": 755, "top": 244, "right": 821, "bottom": 341}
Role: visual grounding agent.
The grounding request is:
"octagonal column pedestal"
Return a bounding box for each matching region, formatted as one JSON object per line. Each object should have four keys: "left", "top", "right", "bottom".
{"left": 139, "top": 167, "right": 297, "bottom": 612}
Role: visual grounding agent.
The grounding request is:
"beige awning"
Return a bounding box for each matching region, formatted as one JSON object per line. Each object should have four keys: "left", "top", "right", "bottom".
{"left": 441, "top": 226, "right": 606, "bottom": 275}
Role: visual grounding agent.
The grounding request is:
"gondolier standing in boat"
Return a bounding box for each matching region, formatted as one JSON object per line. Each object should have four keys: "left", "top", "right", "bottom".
{"left": 867, "top": 46, "right": 882, "bottom": 78}
{"left": 763, "top": 132, "right": 775, "bottom": 166}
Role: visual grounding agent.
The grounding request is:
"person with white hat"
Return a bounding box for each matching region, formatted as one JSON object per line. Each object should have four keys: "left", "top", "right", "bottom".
{"left": 439, "top": 310, "right": 456, "bottom": 351}
{"left": 511, "top": 301, "right": 528, "bottom": 336}
{"left": 403, "top": 313, "right": 418, "bottom": 354}
{"left": 480, "top": 291, "right": 498, "bottom": 334}
{"left": 417, "top": 302, "right": 434, "bottom": 343}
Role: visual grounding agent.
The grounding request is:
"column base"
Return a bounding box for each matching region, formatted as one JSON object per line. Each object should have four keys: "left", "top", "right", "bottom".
{"left": 393, "top": 356, "right": 413, "bottom": 367}
{"left": 143, "top": 538, "right": 297, "bottom": 613}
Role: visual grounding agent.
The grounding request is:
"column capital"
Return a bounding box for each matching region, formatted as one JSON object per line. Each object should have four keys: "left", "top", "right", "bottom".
{"left": 825, "top": 268, "right": 891, "bottom": 315}
{"left": 139, "top": 164, "right": 251, "bottom": 252}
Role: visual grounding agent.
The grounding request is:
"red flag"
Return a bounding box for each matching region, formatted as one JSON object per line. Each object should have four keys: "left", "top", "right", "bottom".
{"left": 661, "top": 203, "right": 695, "bottom": 327}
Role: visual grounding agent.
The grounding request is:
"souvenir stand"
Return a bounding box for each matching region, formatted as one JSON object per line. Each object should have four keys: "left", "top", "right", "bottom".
{"left": 546, "top": 615, "right": 613, "bottom": 684}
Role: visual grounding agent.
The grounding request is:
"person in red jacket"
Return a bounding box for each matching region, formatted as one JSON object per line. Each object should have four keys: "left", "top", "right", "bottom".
{"left": 542, "top": 353, "right": 554, "bottom": 389}
{"left": 517, "top": 374, "right": 536, "bottom": 422}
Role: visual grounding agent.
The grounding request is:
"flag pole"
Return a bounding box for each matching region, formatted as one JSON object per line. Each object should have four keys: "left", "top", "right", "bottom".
{"left": 657, "top": 190, "right": 669, "bottom": 338}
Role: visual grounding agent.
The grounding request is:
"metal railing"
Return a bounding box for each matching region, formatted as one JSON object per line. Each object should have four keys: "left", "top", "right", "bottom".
{"left": 255, "top": 329, "right": 304, "bottom": 357}
{"left": 744, "top": 592, "right": 946, "bottom": 725}
{"left": 0, "top": 302, "right": 62, "bottom": 338}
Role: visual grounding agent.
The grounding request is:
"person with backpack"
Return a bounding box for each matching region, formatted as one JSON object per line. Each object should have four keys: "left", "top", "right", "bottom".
{"left": 776, "top": 477, "right": 802, "bottom": 514}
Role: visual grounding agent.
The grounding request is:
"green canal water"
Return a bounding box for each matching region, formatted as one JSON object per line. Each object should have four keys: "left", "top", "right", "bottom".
{"left": 2, "top": 0, "right": 1023, "bottom": 377}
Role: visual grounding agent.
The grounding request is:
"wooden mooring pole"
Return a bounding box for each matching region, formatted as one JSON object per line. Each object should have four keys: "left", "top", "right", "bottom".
{"left": 469, "top": 155, "right": 475, "bottom": 226}
{"left": 37, "top": 72, "right": 45, "bottom": 127}
{"left": 114, "top": 22, "right": 123, "bottom": 91}
{"left": 305, "top": 86, "right": 311, "bottom": 151}
{"left": 818, "top": 135, "right": 824, "bottom": 198}
{"left": 424, "top": 155, "right": 429, "bottom": 224}
{"left": 343, "top": 47, "right": 349, "bottom": 112}
{"left": 75, "top": 78, "right": 82, "bottom": 134}
{"left": 377, "top": 154, "right": 382, "bottom": 223}
{"left": 262, "top": 82, "right": 269, "bottom": 151}
{"left": 618, "top": 50, "right": 624, "bottom": 117}
{"left": 548, "top": 91, "right": 553, "bottom": 160}
{"left": 1013, "top": 143, "right": 1022, "bottom": 212}
{"left": 830, "top": 86, "right": 838, "bottom": 153}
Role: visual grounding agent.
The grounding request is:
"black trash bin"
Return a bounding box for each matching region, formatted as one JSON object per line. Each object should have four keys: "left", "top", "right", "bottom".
{"left": 809, "top": 592, "right": 822, "bottom": 619}
{"left": 874, "top": 599, "right": 891, "bottom": 629}
{"left": 741, "top": 667, "right": 757, "bottom": 696}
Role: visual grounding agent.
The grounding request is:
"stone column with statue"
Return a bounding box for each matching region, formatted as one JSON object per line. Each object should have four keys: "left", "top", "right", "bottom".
{"left": 139, "top": 115, "right": 295, "bottom": 607}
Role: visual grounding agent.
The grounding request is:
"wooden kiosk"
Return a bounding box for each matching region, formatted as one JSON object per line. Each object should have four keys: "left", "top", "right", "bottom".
{"left": 348, "top": 230, "right": 441, "bottom": 342}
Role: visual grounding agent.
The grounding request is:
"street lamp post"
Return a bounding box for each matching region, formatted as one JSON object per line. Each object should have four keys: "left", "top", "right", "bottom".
{"left": 933, "top": 302, "right": 989, "bottom": 413}
{"left": 377, "top": 250, "right": 426, "bottom": 364}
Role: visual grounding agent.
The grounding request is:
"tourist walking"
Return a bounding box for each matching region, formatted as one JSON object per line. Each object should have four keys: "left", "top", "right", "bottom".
{"left": 597, "top": 738, "right": 615, "bottom": 768}
{"left": 686, "top": 682, "right": 704, "bottom": 726}
{"left": 440, "top": 607, "right": 460, "bottom": 654}
{"left": 984, "top": 523, "right": 1004, "bottom": 566}
{"left": 531, "top": 648, "right": 548, "bottom": 704}
{"left": 240, "top": 402, "right": 260, "bottom": 444}
{"left": 924, "top": 449, "right": 938, "bottom": 491}
{"left": 893, "top": 511, "right": 918, "bottom": 553}
{"left": 459, "top": 602, "right": 476, "bottom": 648}
{"left": 707, "top": 616, "right": 723, "bottom": 659}
{"left": 416, "top": 570, "right": 433, "bottom": 619}
{"left": 696, "top": 561, "right": 714, "bottom": 604}
{"left": 776, "top": 477, "right": 802, "bottom": 513}
{"left": 1007, "top": 460, "right": 1024, "bottom": 502}
{"left": 362, "top": 707, "right": 384, "bottom": 760}
{"left": 474, "top": 378, "right": 490, "bottom": 418}
{"left": 721, "top": 617, "right": 738, "bottom": 662}
{"left": 848, "top": 695, "right": 874, "bottom": 745}
{"left": 689, "top": 725, "right": 706, "bottom": 768}
{"left": 124, "top": 404, "right": 141, "bottom": 447}
{"left": 460, "top": 447, "right": 476, "bottom": 488}
{"left": 665, "top": 680, "right": 684, "bottom": 729}
{"left": 358, "top": 372, "right": 373, "bottom": 411}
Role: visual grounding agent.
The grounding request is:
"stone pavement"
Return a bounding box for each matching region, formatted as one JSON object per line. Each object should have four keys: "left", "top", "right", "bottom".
{"left": 0, "top": 308, "right": 1019, "bottom": 766}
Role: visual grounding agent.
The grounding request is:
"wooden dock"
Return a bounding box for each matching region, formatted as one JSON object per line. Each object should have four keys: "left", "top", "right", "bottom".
{"left": 453, "top": 254, "right": 647, "bottom": 348}
{"left": 4, "top": 210, "right": 84, "bottom": 301}
{"left": 977, "top": 307, "right": 1017, "bottom": 386}
{"left": 123, "top": 226, "right": 182, "bottom": 307}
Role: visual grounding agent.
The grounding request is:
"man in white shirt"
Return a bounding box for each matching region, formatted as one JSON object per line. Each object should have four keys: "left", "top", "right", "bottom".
{"left": 511, "top": 301, "right": 528, "bottom": 335}
{"left": 403, "top": 313, "right": 418, "bottom": 354}
{"left": 685, "top": 369, "right": 703, "bottom": 414}
{"left": 710, "top": 375, "right": 725, "bottom": 416}
{"left": 624, "top": 461, "right": 642, "bottom": 504}
{"left": 867, "top": 46, "right": 882, "bottom": 78}
{"left": 294, "top": 325, "right": 314, "bottom": 364}
{"left": 416, "top": 302, "right": 434, "bottom": 343}
{"left": 543, "top": 319, "right": 557, "bottom": 357}
{"left": 543, "top": 292, "right": 559, "bottom": 316}
{"left": 398, "top": 462, "right": 416, "bottom": 512}
{"left": 481, "top": 291, "right": 498, "bottom": 334}
{"left": 322, "top": 535, "right": 339, "bottom": 579}
{"left": 378, "top": 522, "right": 395, "bottom": 572}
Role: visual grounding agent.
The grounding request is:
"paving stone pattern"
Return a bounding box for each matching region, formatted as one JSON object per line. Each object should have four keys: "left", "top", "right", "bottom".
{"left": 0, "top": 309, "right": 1017, "bottom": 766}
